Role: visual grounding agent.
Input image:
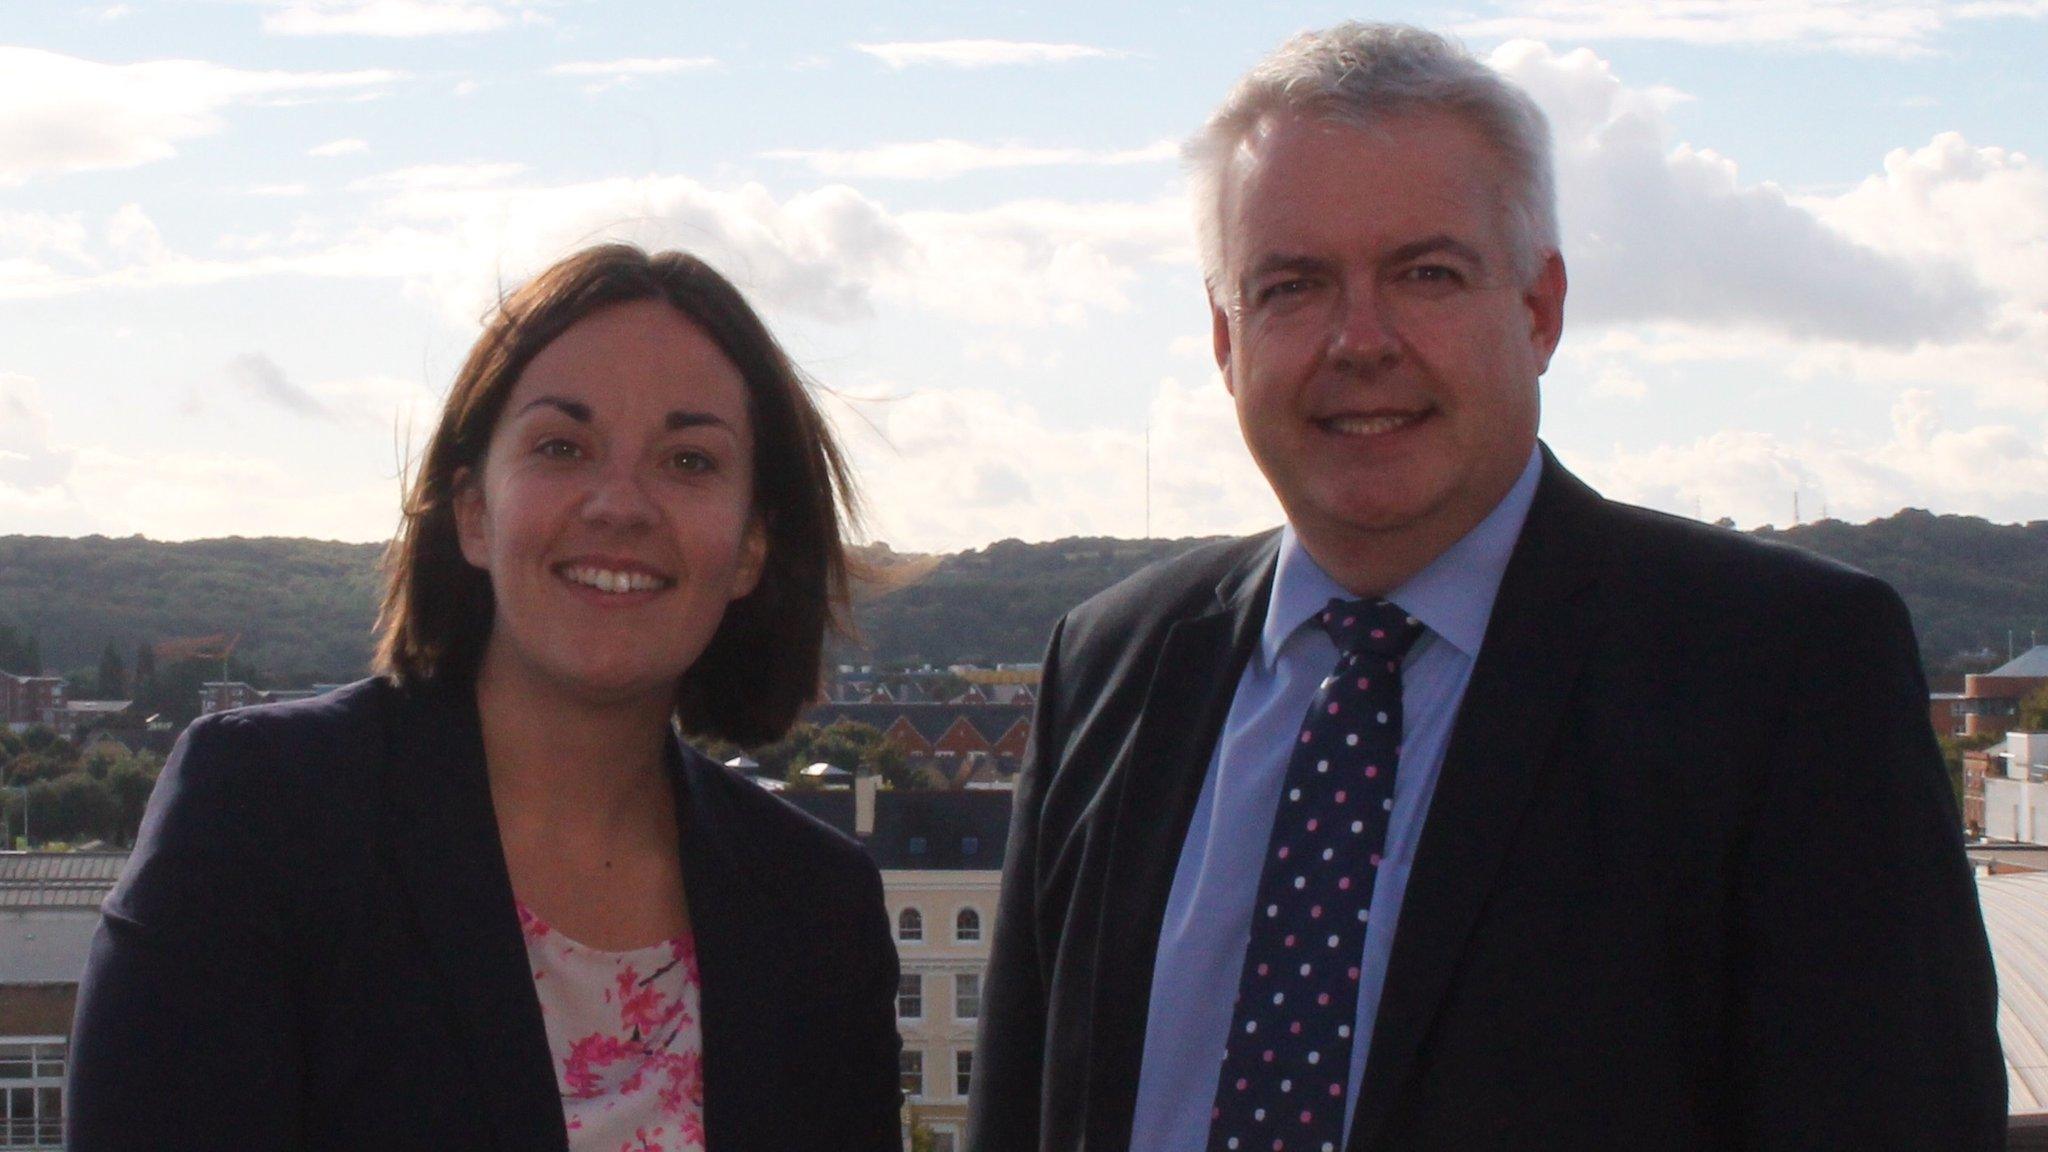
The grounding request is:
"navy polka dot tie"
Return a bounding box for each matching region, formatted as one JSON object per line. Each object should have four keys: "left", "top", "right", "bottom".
{"left": 1205, "top": 597, "right": 1425, "bottom": 1152}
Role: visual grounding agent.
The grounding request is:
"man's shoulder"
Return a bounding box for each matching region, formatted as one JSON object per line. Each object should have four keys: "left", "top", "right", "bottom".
{"left": 1063, "top": 531, "right": 1279, "bottom": 636}
{"left": 1590, "top": 493, "right": 1883, "bottom": 593}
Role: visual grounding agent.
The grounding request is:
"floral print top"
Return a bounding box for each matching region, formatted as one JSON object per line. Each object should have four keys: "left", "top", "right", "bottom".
{"left": 518, "top": 901, "right": 707, "bottom": 1152}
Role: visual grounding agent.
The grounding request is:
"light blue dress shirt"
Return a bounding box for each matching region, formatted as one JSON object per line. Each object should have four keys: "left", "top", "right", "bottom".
{"left": 1127, "top": 447, "right": 1543, "bottom": 1152}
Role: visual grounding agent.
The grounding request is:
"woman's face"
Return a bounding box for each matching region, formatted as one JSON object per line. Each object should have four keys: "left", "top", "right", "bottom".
{"left": 455, "top": 298, "right": 767, "bottom": 710}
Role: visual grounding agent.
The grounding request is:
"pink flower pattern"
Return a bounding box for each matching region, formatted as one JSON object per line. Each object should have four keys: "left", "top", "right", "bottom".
{"left": 519, "top": 901, "right": 706, "bottom": 1152}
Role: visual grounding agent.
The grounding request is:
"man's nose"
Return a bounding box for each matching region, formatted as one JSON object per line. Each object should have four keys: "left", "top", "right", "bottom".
{"left": 1327, "top": 280, "right": 1402, "bottom": 370}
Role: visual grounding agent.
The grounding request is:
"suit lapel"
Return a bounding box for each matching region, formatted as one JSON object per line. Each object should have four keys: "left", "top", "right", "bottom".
{"left": 1084, "top": 536, "right": 1280, "bottom": 1148}
{"left": 379, "top": 683, "right": 568, "bottom": 1152}
{"left": 671, "top": 742, "right": 788, "bottom": 1150}
{"left": 1347, "top": 454, "right": 1612, "bottom": 1150}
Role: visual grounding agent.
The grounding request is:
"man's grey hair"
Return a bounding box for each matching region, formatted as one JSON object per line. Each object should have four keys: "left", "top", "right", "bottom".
{"left": 1187, "top": 22, "right": 1558, "bottom": 299}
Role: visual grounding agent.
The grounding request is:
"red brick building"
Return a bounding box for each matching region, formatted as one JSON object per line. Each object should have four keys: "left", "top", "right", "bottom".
{"left": 1959, "top": 647, "right": 2048, "bottom": 738}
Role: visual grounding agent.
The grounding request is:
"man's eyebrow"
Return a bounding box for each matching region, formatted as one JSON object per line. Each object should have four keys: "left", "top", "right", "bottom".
{"left": 515, "top": 396, "right": 591, "bottom": 422}
{"left": 1243, "top": 252, "right": 1337, "bottom": 282}
{"left": 1385, "top": 234, "right": 1487, "bottom": 267}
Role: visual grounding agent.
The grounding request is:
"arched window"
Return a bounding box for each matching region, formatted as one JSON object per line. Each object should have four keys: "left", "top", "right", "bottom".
{"left": 898, "top": 907, "right": 924, "bottom": 943}
{"left": 955, "top": 907, "right": 981, "bottom": 943}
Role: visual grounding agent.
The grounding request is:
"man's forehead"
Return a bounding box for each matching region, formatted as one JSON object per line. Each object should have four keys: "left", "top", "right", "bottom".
{"left": 1219, "top": 110, "right": 1508, "bottom": 262}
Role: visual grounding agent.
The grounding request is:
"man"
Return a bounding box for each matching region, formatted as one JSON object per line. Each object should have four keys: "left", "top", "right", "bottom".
{"left": 968, "top": 22, "right": 2004, "bottom": 1152}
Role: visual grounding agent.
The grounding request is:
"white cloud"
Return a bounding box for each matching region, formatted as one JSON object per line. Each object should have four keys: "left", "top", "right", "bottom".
{"left": 0, "top": 166, "right": 1188, "bottom": 335}
{"left": 0, "top": 48, "right": 401, "bottom": 186}
{"left": 855, "top": 39, "right": 1126, "bottom": 69}
{"left": 309, "top": 137, "right": 369, "bottom": 157}
{"left": 260, "top": 0, "right": 517, "bottom": 37}
{"left": 227, "top": 352, "right": 329, "bottom": 417}
{"left": 829, "top": 374, "right": 1274, "bottom": 550}
{"left": 1566, "top": 390, "right": 2048, "bottom": 528}
{"left": 244, "top": 183, "right": 311, "bottom": 197}
{"left": 1457, "top": 1, "right": 1991, "bottom": 56}
{"left": 1493, "top": 40, "right": 1992, "bottom": 346}
{"left": 761, "top": 139, "right": 1176, "bottom": 180}
{"left": 87, "top": 5, "right": 135, "bottom": 22}
{"left": 345, "top": 161, "right": 527, "bottom": 192}
{"left": 545, "top": 56, "right": 718, "bottom": 77}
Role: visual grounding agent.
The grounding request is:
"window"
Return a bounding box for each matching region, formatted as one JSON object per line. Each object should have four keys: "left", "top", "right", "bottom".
{"left": 955, "top": 1049, "right": 974, "bottom": 1098}
{"left": 898, "top": 973, "right": 923, "bottom": 1020}
{"left": 962, "top": 835, "right": 981, "bottom": 858}
{"left": 898, "top": 907, "right": 923, "bottom": 943}
{"left": 908, "top": 836, "right": 929, "bottom": 855}
{"left": 900, "top": 1049, "right": 924, "bottom": 1098}
{"left": 955, "top": 907, "right": 981, "bottom": 943}
{"left": 0, "top": 1039, "right": 65, "bottom": 1150}
{"left": 955, "top": 972, "right": 981, "bottom": 1021}
{"left": 930, "top": 1135, "right": 957, "bottom": 1152}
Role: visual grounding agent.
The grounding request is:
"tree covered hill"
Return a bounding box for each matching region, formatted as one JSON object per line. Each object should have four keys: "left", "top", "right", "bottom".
{"left": 0, "top": 535, "right": 385, "bottom": 682}
{"left": 2, "top": 510, "right": 2044, "bottom": 686}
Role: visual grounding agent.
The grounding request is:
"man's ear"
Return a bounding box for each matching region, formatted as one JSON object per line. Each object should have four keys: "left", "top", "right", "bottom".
{"left": 1211, "top": 290, "right": 1237, "bottom": 395}
{"left": 452, "top": 465, "right": 489, "bottom": 571}
{"left": 1525, "top": 250, "right": 1567, "bottom": 376}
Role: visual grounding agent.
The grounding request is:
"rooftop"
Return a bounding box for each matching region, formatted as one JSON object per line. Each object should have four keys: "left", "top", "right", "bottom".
{"left": 1990, "top": 646, "right": 2048, "bottom": 679}
{"left": 786, "top": 789, "right": 1012, "bottom": 871}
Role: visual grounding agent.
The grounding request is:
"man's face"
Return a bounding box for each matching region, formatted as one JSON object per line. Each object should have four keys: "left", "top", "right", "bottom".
{"left": 1213, "top": 109, "right": 1566, "bottom": 591}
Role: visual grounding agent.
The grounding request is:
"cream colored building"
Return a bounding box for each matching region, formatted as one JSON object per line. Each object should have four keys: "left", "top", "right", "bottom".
{"left": 788, "top": 780, "right": 1013, "bottom": 1152}
{"left": 888, "top": 863, "right": 1000, "bottom": 1151}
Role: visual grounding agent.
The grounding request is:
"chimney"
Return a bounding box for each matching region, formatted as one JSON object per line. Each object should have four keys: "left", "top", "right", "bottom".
{"left": 854, "top": 772, "right": 878, "bottom": 838}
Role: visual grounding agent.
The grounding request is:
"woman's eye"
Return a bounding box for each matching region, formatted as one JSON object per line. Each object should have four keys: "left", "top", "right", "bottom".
{"left": 668, "top": 449, "right": 714, "bottom": 474}
{"left": 535, "top": 438, "right": 582, "bottom": 460}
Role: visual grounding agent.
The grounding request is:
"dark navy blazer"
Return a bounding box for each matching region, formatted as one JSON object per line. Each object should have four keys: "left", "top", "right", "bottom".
{"left": 68, "top": 677, "right": 902, "bottom": 1151}
{"left": 970, "top": 449, "right": 2005, "bottom": 1152}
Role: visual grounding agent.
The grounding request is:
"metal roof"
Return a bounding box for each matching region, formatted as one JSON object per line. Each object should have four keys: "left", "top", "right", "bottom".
{"left": 0, "top": 851, "right": 127, "bottom": 909}
{"left": 1976, "top": 872, "right": 2048, "bottom": 1110}
{"left": 1991, "top": 647, "right": 2048, "bottom": 679}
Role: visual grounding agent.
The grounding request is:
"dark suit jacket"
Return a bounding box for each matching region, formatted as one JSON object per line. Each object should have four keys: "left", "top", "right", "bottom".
{"left": 68, "top": 677, "right": 902, "bottom": 1151}
{"left": 969, "top": 450, "right": 2005, "bottom": 1151}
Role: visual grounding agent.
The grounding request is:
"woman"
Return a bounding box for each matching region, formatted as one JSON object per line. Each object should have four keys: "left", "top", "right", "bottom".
{"left": 68, "top": 245, "right": 902, "bottom": 1151}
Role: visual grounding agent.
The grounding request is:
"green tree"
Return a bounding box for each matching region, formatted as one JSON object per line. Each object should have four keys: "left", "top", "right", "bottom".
{"left": 25, "top": 773, "right": 120, "bottom": 844}
{"left": 2018, "top": 684, "right": 2048, "bottom": 733}
{"left": 98, "top": 642, "right": 128, "bottom": 699}
{"left": 0, "top": 623, "right": 37, "bottom": 674}
{"left": 106, "top": 752, "right": 162, "bottom": 845}
{"left": 133, "top": 641, "right": 158, "bottom": 700}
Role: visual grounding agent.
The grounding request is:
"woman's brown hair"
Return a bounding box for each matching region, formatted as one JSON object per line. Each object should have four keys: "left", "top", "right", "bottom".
{"left": 373, "top": 243, "right": 858, "bottom": 745}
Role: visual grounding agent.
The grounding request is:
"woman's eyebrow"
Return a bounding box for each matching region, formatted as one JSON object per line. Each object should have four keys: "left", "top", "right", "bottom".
{"left": 665, "top": 411, "right": 734, "bottom": 432}
{"left": 514, "top": 396, "right": 591, "bottom": 422}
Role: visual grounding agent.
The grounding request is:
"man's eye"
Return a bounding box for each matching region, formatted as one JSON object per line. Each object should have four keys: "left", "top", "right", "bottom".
{"left": 1255, "top": 278, "right": 1316, "bottom": 304}
{"left": 1398, "top": 264, "right": 1464, "bottom": 287}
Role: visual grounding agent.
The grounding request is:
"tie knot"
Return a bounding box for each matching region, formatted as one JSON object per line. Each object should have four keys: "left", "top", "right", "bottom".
{"left": 1315, "top": 597, "right": 1424, "bottom": 659}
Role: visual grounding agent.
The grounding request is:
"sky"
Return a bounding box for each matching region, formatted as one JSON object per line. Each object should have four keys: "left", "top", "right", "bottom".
{"left": 2, "top": 0, "right": 2046, "bottom": 552}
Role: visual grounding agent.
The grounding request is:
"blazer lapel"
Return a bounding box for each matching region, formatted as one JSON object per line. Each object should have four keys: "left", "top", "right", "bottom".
{"left": 1347, "top": 453, "right": 1611, "bottom": 1150}
{"left": 1084, "top": 536, "right": 1280, "bottom": 1148}
{"left": 670, "top": 742, "right": 789, "bottom": 1150}
{"left": 380, "top": 683, "right": 568, "bottom": 1152}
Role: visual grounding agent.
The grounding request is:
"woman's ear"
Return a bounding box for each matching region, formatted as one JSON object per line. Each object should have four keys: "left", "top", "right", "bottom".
{"left": 730, "top": 512, "right": 768, "bottom": 602}
{"left": 452, "top": 465, "right": 490, "bottom": 571}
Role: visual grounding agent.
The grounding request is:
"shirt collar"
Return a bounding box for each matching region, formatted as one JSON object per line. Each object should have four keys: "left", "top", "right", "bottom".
{"left": 1259, "top": 444, "right": 1545, "bottom": 668}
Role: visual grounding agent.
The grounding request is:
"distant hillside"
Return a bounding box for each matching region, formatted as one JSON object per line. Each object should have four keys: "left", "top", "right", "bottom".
{"left": 1, "top": 510, "right": 2044, "bottom": 685}
{"left": 0, "top": 535, "right": 385, "bottom": 681}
